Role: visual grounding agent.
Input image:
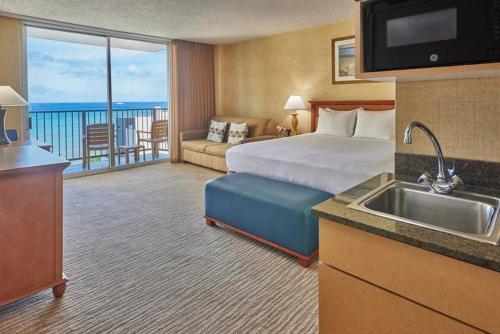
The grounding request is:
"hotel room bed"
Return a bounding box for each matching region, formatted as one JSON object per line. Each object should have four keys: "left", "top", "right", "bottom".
{"left": 226, "top": 100, "right": 396, "bottom": 194}
{"left": 209, "top": 100, "right": 396, "bottom": 265}
{"left": 226, "top": 133, "right": 394, "bottom": 194}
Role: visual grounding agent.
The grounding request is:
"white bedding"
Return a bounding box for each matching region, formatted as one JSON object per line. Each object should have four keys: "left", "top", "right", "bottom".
{"left": 226, "top": 133, "right": 395, "bottom": 194}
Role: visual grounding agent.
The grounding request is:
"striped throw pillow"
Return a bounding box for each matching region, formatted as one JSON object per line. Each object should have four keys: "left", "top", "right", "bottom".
{"left": 227, "top": 122, "right": 248, "bottom": 144}
{"left": 207, "top": 120, "right": 228, "bottom": 143}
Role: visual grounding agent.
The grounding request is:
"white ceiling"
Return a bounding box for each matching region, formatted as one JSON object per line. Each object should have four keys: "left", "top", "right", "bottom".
{"left": 0, "top": 0, "right": 354, "bottom": 44}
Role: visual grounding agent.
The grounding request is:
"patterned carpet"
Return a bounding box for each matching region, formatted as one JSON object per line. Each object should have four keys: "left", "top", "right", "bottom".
{"left": 0, "top": 163, "right": 318, "bottom": 333}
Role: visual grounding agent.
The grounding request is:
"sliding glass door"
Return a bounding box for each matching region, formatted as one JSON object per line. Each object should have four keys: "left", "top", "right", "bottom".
{"left": 27, "top": 27, "right": 111, "bottom": 173}
{"left": 26, "top": 26, "right": 169, "bottom": 174}
{"left": 110, "top": 38, "right": 168, "bottom": 166}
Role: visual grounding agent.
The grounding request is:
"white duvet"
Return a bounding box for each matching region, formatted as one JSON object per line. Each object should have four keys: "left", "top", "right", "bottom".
{"left": 226, "top": 133, "right": 395, "bottom": 194}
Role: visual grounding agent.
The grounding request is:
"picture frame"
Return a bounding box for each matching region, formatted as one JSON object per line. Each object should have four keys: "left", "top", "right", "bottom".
{"left": 332, "top": 36, "right": 370, "bottom": 84}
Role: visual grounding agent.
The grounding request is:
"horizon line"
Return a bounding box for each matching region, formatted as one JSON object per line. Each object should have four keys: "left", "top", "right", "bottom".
{"left": 30, "top": 101, "right": 168, "bottom": 104}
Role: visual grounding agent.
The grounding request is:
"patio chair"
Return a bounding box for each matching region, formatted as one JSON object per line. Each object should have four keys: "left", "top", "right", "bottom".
{"left": 82, "top": 123, "right": 114, "bottom": 169}
{"left": 137, "top": 120, "right": 168, "bottom": 159}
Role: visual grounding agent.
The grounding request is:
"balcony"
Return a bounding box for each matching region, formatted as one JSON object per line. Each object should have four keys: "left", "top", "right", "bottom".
{"left": 30, "top": 108, "right": 169, "bottom": 174}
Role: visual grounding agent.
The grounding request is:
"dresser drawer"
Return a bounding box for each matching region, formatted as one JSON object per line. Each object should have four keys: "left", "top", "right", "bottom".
{"left": 319, "top": 263, "right": 482, "bottom": 334}
{"left": 319, "top": 218, "right": 500, "bottom": 333}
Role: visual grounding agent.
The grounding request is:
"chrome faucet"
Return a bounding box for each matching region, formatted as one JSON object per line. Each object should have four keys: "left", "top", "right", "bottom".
{"left": 403, "top": 121, "right": 462, "bottom": 194}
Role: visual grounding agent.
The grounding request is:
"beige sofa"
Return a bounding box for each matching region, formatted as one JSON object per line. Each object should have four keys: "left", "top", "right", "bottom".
{"left": 180, "top": 115, "right": 278, "bottom": 172}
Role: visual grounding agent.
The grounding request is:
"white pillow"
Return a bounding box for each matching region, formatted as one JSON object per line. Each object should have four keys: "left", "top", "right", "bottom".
{"left": 315, "top": 108, "right": 359, "bottom": 137}
{"left": 353, "top": 109, "right": 395, "bottom": 140}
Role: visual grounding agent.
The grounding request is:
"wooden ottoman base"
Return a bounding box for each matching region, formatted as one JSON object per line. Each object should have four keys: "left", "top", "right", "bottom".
{"left": 205, "top": 216, "right": 317, "bottom": 268}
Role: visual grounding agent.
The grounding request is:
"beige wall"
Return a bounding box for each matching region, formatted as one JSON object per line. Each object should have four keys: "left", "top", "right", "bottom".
{"left": 396, "top": 77, "right": 500, "bottom": 162}
{"left": 215, "top": 21, "right": 395, "bottom": 133}
{"left": 0, "top": 16, "right": 25, "bottom": 139}
{"left": 215, "top": 19, "right": 499, "bottom": 163}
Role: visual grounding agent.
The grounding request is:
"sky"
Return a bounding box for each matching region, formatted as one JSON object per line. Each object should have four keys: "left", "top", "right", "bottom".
{"left": 27, "top": 34, "right": 168, "bottom": 104}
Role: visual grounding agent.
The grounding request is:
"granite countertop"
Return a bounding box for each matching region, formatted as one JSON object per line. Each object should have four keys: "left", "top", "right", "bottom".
{"left": 312, "top": 173, "right": 500, "bottom": 273}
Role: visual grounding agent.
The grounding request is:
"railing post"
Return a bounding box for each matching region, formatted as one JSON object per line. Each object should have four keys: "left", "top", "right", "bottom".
{"left": 82, "top": 111, "right": 87, "bottom": 168}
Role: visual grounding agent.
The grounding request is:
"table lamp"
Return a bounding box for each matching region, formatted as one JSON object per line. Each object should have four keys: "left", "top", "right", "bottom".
{"left": 0, "top": 86, "right": 28, "bottom": 145}
{"left": 283, "top": 95, "right": 305, "bottom": 136}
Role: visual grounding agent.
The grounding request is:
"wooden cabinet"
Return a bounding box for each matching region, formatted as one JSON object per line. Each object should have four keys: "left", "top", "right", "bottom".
{"left": 0, "top": 145, "right": 69, "bottom": 307}
{"left": 318, "top": 217, "right": 500, "bottom": 334}
{"left": 319, "top": 264, "right": 482, "bottom": 334}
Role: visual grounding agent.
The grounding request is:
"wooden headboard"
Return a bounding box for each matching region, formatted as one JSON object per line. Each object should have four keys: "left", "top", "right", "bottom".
{"left": 309, "top": 100, "right": 395, "bottom": 132}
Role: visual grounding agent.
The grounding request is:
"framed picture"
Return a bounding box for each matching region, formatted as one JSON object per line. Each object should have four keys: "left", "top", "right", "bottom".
{"left": 332, "top": 36, "right": 369, "bottom": 84}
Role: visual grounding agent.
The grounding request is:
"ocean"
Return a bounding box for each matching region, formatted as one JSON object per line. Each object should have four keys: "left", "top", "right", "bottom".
{"left": 28, "top": 102, "right": 169, "bottom": 161}
{"left": 29, "top": 101, "right": 168, "bottom": 112}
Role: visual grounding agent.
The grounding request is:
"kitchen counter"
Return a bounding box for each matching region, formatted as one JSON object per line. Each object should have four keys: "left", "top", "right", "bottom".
{"left": 312, "top": 173, "right": 500, "bottom": 272}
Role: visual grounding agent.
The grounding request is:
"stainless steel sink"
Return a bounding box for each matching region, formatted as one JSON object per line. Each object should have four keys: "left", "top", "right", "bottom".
{"left": 348, "top": 181, "right": 500, "bottom": 245}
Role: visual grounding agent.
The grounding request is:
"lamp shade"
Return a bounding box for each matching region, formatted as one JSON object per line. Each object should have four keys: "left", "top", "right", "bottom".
{"left": 283, "top": 95, "right": 305, "bottom": 111}
{"left": 0, "top": 86, "right": 28, "bottom": 106}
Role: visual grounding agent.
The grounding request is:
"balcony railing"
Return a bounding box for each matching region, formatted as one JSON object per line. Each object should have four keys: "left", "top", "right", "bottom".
{"left": 29, "top": 108, "right": 169, "bottom": 162}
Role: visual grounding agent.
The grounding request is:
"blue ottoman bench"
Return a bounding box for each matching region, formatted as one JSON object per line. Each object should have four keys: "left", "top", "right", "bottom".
{"left": 205, "top": 173, "right": 332, "bottom": 267}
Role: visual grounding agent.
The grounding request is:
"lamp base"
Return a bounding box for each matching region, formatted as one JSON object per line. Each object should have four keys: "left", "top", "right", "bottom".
{"left": 0, "top": 108, "right": 12, "bottom": 145}
{"left": 290, "top": 112, "right": 299, "bottom": 136}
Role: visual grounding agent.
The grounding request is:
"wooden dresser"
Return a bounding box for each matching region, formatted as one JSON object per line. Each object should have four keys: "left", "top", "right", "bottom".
{"left": 0, "top": 145, "right": 69, "bottom": 307}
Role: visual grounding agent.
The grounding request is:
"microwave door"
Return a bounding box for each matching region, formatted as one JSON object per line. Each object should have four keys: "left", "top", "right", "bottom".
{"left": 369, "top": 0, "right": 489, "bottom": 71}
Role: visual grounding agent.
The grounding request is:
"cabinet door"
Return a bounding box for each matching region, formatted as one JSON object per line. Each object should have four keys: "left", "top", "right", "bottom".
{"left": 0, "top": 171, "right": 55, "bottom": 301}
{"left": 319, "top": 218, "right": 499, "bottom": 333}
{"left": 318, "top": 263, "right": 482, "bottom": 334}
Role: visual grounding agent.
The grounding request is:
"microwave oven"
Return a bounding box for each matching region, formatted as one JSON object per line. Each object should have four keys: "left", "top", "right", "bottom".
{"left": 362, "top": 0, "right": 500, "bottom": 72}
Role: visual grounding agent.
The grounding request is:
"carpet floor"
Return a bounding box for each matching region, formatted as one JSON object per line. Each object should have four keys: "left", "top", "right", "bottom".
{"left": 0, "top": 163, "right": 318, "bottom": 334}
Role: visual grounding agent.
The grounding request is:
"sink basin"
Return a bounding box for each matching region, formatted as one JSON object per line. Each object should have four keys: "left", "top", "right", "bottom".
{"left": 348, "top": 181, "right": 500, "bottom": 245}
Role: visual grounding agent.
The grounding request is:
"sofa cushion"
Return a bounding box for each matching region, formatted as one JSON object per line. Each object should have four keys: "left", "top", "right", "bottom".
{"left": 204, "top": 143, "right": 234, "bottom": 158}
{"left": 264, "top": 119, "right": 280, "bottom": 137}
{"left": 182, "top": 139, "right": 219, "bottom": 153}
